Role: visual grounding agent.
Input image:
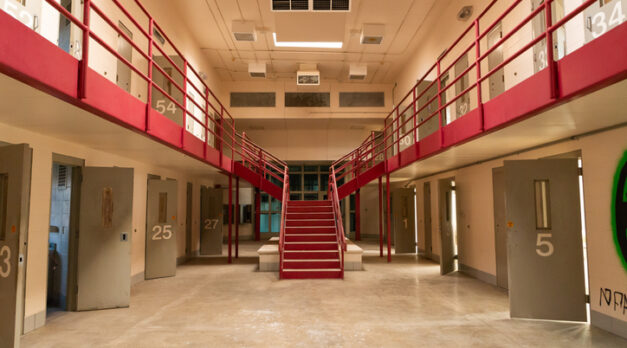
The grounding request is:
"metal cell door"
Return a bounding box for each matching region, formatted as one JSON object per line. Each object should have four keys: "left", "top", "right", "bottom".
{"left": 393, "top": 188, "right": 416, "bottom": 253}
{"left": 423, "top": 182, "right": 432, "bottom": 259}
{"left": 145, "top": 179, "right": 178, "bottom": 280}
{"left": 454, "top": 53, "right": 470, "bottom": 120}
{"left": 504, "top": 159, "right": 587, "bottom": 321}
{"left": 116, "top": 21, "right": 133, "bottom": 93}
{"left": 0, "top": 144, "right": 31, "bottom": 348}
{"left": 200, "top": 186, "right": 222, "bottom": 255}
{"left": 492, "top": 167, "right": 508, "bottom": 290}
{"left": 439, "top": 178, "right": 457, "bottom": 275}
{"left": 486, "top": 22, "right": 505, "bottom": 99}
{"left": 76, "top": 167, "right": 133, "bottom": 311}
{"left": 584, "top": 0, "right": 626, "bottom": 43}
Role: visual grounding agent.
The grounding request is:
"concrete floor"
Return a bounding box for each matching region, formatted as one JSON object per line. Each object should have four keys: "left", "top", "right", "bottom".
{"left": 23, "top": 241, "right": 626, "bottom": 348}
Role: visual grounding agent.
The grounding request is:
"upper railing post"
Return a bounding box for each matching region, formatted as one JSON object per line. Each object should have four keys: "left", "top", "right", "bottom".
{"left": 204, "top": 87, "right": 209, "bottom": 148}
{"left": 474, "top": 19, "right": 484, "bottom": 129}
{"left": 78, "top": 0, "right": 91, "bottom": 99}
{"left": 146, "top": 18, "right": 154, "bottom": 130}
{"left": 395, "top": 108, "right": 400, "bottom": 155}
{"left": 437, "top": 59, "right": 443, "bottom": 132}
{"left": 182, "top": 60, "right": 188, "bottom": 142}
{"left": 544, "top": 1, "right": 557, "bottom": 99}
{"left": 413, "top": 87, "right": 417, "bottom": 144}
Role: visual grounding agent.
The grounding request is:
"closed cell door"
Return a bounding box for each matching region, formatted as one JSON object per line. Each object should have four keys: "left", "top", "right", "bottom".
{"left": 504, "top": 159, "right": 587, "bottom": 321}
{"left": 584, "top": 0, "right": 626, "bottom": 43}
{"left": 145, "top": 179, "right": 178, "bottom": 280}
{"left": 200, "top": 186, "right": 222, "bottom": 255}
{"left": 116, "top": 21, "right": 133, "bottom": 93}
{"left": 423, "top": 182, "right": 432, "bottom": 259}
{"left": 393, "top": 188, "right": 416, "bottom": 253}
{"left": 0, "top": 144, "right": 31, "bottom": 348}
{"left": 76, "top": 167, "right": 133, "bottom": 311}
{"left": 486, "top": 22, "right": 505, "bottom": 99}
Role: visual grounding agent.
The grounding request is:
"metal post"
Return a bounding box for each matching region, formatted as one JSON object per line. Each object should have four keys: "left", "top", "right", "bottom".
{"left": 437, "top": 60, "right": 442, "bottom": 132}
{"left": 544, "top": 1, "right": 557, "bottom": 98}
{"left": 378, "top": 176, "right": 383, "bottom": 257}
{"left": 235, "top": 176, "right": 239, "bottom": 259}
{"left": 355, "top": 188, "right": 361, "bottom": 241}
{"left": 78, "top": 0, "right": 91, "bottom": 99}
{"left": 386, "top": 173, "right": 392, "bottom": 263}
{"left": 228, "top": 174, "right": 232, "bottom": 264}
{"left": 254, "top": 188, "right": 261, "bottom": 241}
{"left": 474, "top": 19, "right": 484, "bottom": 129}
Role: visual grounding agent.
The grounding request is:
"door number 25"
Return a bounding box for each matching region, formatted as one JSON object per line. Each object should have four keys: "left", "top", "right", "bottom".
{"left": 152, "top": 225, "right": 173, "bottom": 240}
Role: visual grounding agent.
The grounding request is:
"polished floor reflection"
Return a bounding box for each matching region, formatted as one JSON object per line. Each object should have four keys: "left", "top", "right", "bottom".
{"left": 22, "top": 241, "right": 626, "bottom": 347}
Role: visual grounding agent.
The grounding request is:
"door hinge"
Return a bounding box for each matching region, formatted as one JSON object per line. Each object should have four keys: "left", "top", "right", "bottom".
{"left": 586, "top": 294, "right": 590, "bottom": 303}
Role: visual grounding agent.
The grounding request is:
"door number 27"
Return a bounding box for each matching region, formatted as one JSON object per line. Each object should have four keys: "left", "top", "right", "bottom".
{"left": 536, "top": 233, "right": 554, "bottom": 257}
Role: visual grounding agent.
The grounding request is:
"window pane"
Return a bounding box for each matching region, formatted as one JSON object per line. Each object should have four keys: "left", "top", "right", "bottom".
{"left": 304, "top": 174, "right": 318, "bottom": 191}
{"left": 289, "top": 165, "right": 302, "bottom": 173}
{"left": 261, "top": 194, "right": 269, "bottom": 211}
{"left": 350, "top": 212, "right": 355, "bottom": 232}
{"left": 320, "top": 174, "right": 329, "bottom": 192}
{"left": 271, "top": 213, "right": 281, "bottom": 232}
{"left": 304, "top": 165, "right": 318, "bottom": 172}
{"left": 289, "top": 173, "right": 302, "bottom": 192}
{"left": 534, "top": 180, "right": 551, "bottom": 229}
{"left": 319, "top": 165, "right": 329, "bottom": 172}
{"left": 350, "top": 194, "right": 355, "bottom": 211}
{"left": 271, "top": 198, "right": 281, "bottom": 212}
{"left": 260, "top": 213, "right": 269, "bottom": 233}
{"left": 290, "top": 193, "right": 302, "bottom": 201}
{"left": 304, "top": 193, "right": 318, "bottom": 201}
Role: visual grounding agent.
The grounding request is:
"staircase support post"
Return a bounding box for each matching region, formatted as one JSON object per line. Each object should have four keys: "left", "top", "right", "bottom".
{"left": 379, "top": 176, "right": 383, "bottom": 257}
{"left": 386, "top": 173, "right": 392, "bottom": 263}
{"left": 355, "top": 189, "right": 361, "bottom": 241}
{"left": 235, "top": 176, "right": 239, "bottom": 259}
{"left": 228, "top": 174, "right": 233, "bottom": 264}
{"left": 254, "top": 188, "right": 261, "bottom": 241}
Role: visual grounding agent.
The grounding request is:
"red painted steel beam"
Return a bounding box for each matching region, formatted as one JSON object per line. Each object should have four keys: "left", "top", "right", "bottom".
{"left": 235, "top": 176, "right": 239, "bottom": 259}
{"left": 386, "top": 173, "right": 392, "bottom": 262}
{"left": 228, "top": 174, "right": 233, "bottom": 264}
{"left": 355, "top": 189, "right": 361, "bottom": 241}
{"left": 379, "top": 177, "right": 383, "bottom": 258}
{"left": 255, "top": 188, "right": 261, "bottom": 241}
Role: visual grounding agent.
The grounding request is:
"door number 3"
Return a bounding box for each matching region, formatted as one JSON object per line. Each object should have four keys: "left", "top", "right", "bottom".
{"left": 152, "top": 225, "right": 173, "bottom": 240}
{"left": 0, "top": 245, "right": 10, "bottom": 278}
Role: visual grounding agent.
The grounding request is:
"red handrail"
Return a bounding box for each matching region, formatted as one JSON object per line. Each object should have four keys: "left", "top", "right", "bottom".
{"left": 331, "top": 0, "right": 603, "bottom": 189}
{"left": 278, "top": 168, "right": 289, "bottom": 277}
{"left": 329, "top": 166, "right": 346, "bottom": 279}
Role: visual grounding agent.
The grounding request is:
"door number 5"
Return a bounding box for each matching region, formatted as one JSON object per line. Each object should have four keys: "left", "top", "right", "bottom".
{"left": 536, "top": 232, "right": 554, "bottom": 257}
{"left": 0, "top": 245, "right": 10, "bottom": 278}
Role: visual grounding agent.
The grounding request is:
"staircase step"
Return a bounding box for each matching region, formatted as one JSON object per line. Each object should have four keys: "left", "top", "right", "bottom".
{"left": 285, "top": 227, "right": 336, "bottom": 234}
{"left": 287, "top": 213, "right": 334, "bottom": 220}
{"left": 288, "top": 201, "right": 332, "bottom": 207}
{"left": 284, "top": 242, "right": 338, "bottom": 250}
{"left": 283, "top": 260, "right": 341, "bottom": 269}
{"left": 286, "top": 219, "right": 335, "bottom": 227}
{"left": 281, "top": 269, "right": 342, "bottom": 279}
{"left": 285, "top": 234, "right": 337, "bottom": 242}
{"left": 283, "top": 251, "right": 339, "bottom": 259}
{"left": 287, "top": 207, "right": 333, "bottom": 213}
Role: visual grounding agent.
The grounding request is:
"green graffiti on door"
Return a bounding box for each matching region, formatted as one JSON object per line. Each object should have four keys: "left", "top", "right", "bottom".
{"left": 612, "top": 151, "right": 627, "bottom": 271}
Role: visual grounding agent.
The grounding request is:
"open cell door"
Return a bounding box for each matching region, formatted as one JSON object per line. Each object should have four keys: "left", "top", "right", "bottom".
{"left": 145, "top": 179, "right": 178, "bottom": 279}
{"left": 76, "top": 167, "right": 133, "bottom": 311}
{"left": 439, "top": 178, "right": 457, "bottom": 275}
{"left": 504, "top": 159, "right": 587, "bottom": 321}
{"left": 200, "top": 186, "right": 223, "bottom": 255}
{"left": 0, "top": 144, "right": 31, "bottom": 348}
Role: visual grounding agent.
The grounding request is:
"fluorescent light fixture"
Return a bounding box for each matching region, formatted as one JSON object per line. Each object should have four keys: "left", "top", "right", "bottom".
{"left": 273, "top": 33, "right": 342, "bottom": 48}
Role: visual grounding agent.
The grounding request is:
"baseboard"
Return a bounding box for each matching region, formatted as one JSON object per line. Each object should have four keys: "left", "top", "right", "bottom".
{"left": 431, "top": 254, "right": 440, "bottom": 263}
{"left": 22, "top": 310, "right": 45, "bottom": 334}
{"left": 459, "top": 263, "right": 497, "bottom": 286}
{"left": 131, "top": 272, "right": 144, "bottom": 286}
{"left": 591, "top": 310, "right": 627, "bottom": 339}
{"left": 177, "top": 255, "right": 189, "bottom": 265}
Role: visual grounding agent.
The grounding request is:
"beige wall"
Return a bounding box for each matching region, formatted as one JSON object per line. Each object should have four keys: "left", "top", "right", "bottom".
{"left": 0, "top": 121, "right": 217, "bottom": 322}
{"left": 410, "top": 126, "right": 627, "bottom": 323}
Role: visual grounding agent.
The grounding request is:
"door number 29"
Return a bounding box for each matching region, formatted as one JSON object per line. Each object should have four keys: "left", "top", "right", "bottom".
{"left": 0, "top": 245, "right": 10, "bottom": 278}
{"left": 152, "top": 225, "right": 173, "bottom": 240}
{"left": 536, "top": 232, "right": 554, "bottom": 257}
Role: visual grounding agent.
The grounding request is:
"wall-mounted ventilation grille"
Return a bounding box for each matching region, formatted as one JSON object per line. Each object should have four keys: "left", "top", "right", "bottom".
{"left": 285, "top": 93, "right": 330, "bottom": 107}
{"left": 272, "top": 0, "right": 349, "bottom": 11}
{"left": 58, "top": 165, "right": 67, "bottom": 188}
{"left": 231, "top": 93, "right": 276, "bottom": 107}
{"left": 339, "top": 92, "right": 385, "bottom": 107}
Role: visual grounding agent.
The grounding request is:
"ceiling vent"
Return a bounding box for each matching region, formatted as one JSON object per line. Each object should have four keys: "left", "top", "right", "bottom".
{"left": 349, "top": 63, "right": 367, "bottom": 80}
{"left": 296, "top": 64, "right": 320, "bottom": 85}
{"left": 232, "top": 21, "right": 257, "bottom": 42}
{"left": 360, "top": 24, "right": 385, "bottom": 45}
{"left": 457, "top": 6, "right": 473, "bottom": 21}
{"left": 272, "top": 0, "right": 350, "bottom": 11}
{"left": 248, "top": 62, "right": 267, "bottom": 78}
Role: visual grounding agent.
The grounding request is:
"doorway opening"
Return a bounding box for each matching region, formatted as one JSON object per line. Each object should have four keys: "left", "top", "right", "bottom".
{"left": 439, "top": 177, "right": 458, "bottom": 275}
{"left": 423, "top": 182, "right": 433, "bottom": 260}
{"left": 46, "top": 159, "right": 82, "bottom": 316}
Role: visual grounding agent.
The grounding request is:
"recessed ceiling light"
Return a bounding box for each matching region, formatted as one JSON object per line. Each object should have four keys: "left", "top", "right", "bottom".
{"left": 273, "top": 33, "right": 343, "bottom": 48}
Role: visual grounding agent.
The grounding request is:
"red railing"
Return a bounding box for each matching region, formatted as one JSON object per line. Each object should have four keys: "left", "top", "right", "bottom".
{"left": 331, "top": 0, "right": 602, "bottom": 188}
{"left": 38, "top": 0, "right": 287, "bottom": 180}
{"left": 278, "top": 168, "right": 290, "bottom": 276}
{"left": 329, "top": 166, "right": 347, "bottom": 278}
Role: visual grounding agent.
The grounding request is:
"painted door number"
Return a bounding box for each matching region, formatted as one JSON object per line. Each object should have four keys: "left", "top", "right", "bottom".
{"left": 204, "top": 218, "right": 219, "bottom": 230}
{"left": 155, "top": 100, "right": 176, "bottom": 115}
{"left": 152, "top": 225, "right": 173, "bottom": 240}
{"left": 588, "top": 1, "right": 625, "bottom": 39}
{"left": 536, "top": 232, "right": 554, "bottom": 257}
{"left": 0, "top": 245, "right": 10, "bottom": 278}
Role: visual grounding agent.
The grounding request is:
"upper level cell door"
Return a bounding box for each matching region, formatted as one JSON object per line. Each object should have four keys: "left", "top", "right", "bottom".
{"left": 145, "top": 179, "right": 178, "bottom": 280}
{"left": 76, "top": 167, "right": 133, "bottom": 311}
{"left": 0, "top": 144, "right": 32, "bottom": 348}
{"left": 200, "top": 186, "right": 223, "bottom": 255}
{"left": 584, "top": 0, "right": 626, "bottom": 44}
{"left": 504, "top": 159, "right": 587, "bottom": 321}
{"left": 486, "top": 22, "right": 505, "bottom": 99}
{"left": 116, "top": 21, "right": 133, "bottom": 93}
